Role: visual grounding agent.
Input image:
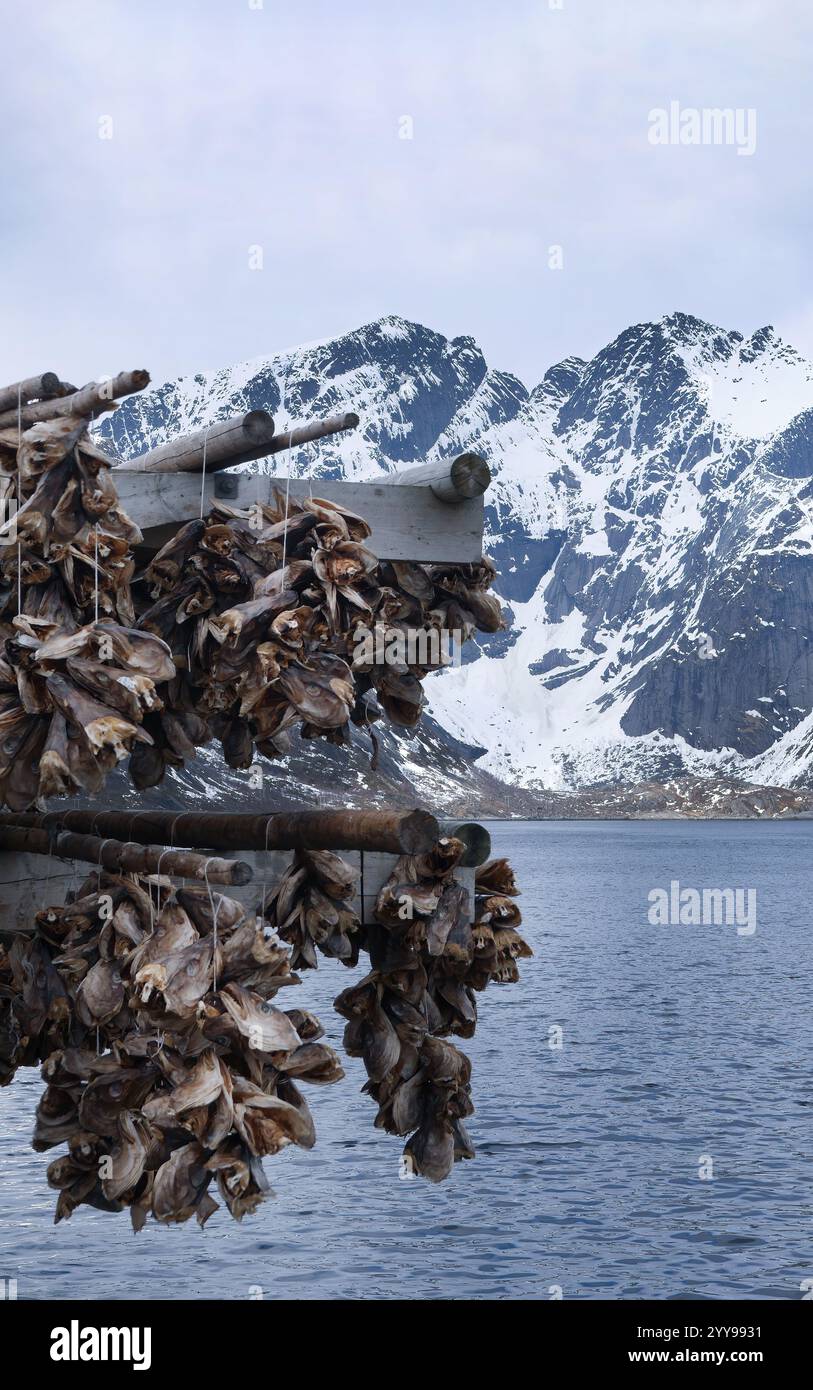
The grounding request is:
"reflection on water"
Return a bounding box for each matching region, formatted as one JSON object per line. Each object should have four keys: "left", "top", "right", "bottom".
{"left": 1, "top": 820, "right": 811, "bottom": 1300}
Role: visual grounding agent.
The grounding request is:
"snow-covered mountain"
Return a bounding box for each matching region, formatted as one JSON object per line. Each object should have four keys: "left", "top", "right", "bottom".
{"left": 97, "top": 311, "right": 813, "bottom": 799}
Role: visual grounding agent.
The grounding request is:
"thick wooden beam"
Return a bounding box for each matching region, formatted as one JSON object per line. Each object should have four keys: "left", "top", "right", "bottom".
{"left": 118, "top": 411, "right": 359, "bottom": 475}
{"left": 0, "top": 369, "right": 150, "bottom": 428}
{"left": 2, "top": 808, "right": 439, "bottom": 856}
{"left": 0, "top": 372, "right": 61, "bottom": 415}
{"left": 115, "top": 472, "right": 485, "bottom": 562}
{"left": 0, "top": 825, "right": 251, "bottom": 885}
{"left": 383, "top": 453, "right": 491, "bottom": 502}
{"left": 116, "top": 410, "right": 276, "bottom": 474}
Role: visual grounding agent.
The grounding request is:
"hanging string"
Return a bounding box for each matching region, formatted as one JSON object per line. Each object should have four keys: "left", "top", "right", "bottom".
{"left": 35, "top": 826, "right": 58, "bottom": 918}
{"left": 277, "top": 346, "right": 298, "bottom": 573}
{"left": 15, "top": 386, "right": 23, "bottom": 615}
{"left": 305, "top": 438, "right": 314, "bottom": 501}
{"left": 96, "top": 837, "right": 114, "bottom": 872}
{"left": 94, "top": 528, "right": 100, "bottom": 624}
{"left": 199, "top": 425, "right": 211, "bottom": 519}
{"left": 280, "top": 430, "right": 294, "bottom": 574}
{"left": 15, "top": 380, "right": 21, "bottom": 500}
{"left": 155, "top": 848, "right": 172, "bottom": 916}
{"left": 259, "top": 817, "right": 274, "bottom": 927}
{"left": 167, "top": 815, "right": 186, "bottom": 890}
{"left": 204, "top": 859, "right": 221, "bottom": 994}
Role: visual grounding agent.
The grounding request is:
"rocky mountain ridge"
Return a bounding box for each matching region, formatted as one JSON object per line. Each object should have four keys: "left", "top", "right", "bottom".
{"left": 95, "top": 311, "right": 813, "bottom": 814}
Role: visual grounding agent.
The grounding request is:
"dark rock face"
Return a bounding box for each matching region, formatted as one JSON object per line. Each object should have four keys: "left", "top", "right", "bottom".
{"left": 759, "top": 408, "right": 813, "bottom": 478}
{"left": 97, "top": 310, "right": 813, "bottom": 794}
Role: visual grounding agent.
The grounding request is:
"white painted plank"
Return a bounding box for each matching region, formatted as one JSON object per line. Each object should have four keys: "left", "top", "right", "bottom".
{"left": 114, "top": 471, "right": 485, "bottom": 562}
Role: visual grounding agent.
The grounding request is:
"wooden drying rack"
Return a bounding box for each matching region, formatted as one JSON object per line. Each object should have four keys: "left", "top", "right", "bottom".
{"left": 0, "top": 372, "right": 494, "bottom": 935}
{"left": 112, "top": 408, "right": 492, "bottom": 563}
{"left": 0, "top": 811, "right": 491, "bottom": 940}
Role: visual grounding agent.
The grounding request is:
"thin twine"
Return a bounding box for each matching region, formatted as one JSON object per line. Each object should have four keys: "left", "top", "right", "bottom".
{"left": 35, "top": 828, "right": 58, "bottom": 916}
{"left": 15, "top": 387, "right": 22, "bottom": 616}
{"left": 260, "top": 817, "right": 273, "bottom": 921}
{"left": 156, "top": 846, "right": 172, "bottom": 882}
{"left": 203, "top": 859, "right": 221, "bottom": 994}
{"left": 171, "top": 815, "right": 188, "bottom": 891}
{"left": 94, "top": 528, "right": 100, "bottom": 624}
{"left": 155, "top": 847, "right": 173, "bottom": 922}
{"left": 199, "top": 426, "right": 211, "bottom": 519}
{"left": 280, "top": 437, "right": 293, "bottom": 574}
{"left": 277, "top": 348, "right": 299, "bottom": 574}
{"left": 96, "top": 837, "right": 115, "bottom": 868}
{"left": 304, "top": 438, "right": 314, "bottom": 501}
{"left": 95, "top": 837, "right": 115, "bottom": 930}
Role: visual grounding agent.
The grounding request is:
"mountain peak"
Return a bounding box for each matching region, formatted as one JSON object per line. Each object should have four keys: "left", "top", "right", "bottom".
{"left": 660, "top": 309, "right": 737, "bottom": 342}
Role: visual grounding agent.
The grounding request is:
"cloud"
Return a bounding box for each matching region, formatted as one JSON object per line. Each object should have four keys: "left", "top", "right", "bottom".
{"left": 0, "top": 0, "right": 810, "bottom": 390}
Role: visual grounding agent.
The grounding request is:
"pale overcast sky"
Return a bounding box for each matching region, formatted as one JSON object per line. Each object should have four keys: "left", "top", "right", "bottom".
{"left": 1, "top": 0, "right": 810, "bottom": 389}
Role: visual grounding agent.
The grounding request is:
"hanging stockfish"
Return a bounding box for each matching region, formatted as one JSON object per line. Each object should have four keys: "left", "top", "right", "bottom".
{"left": 346, "top": 842, "right": 531, "bottom": 1181}
{"left": 132, "top": 489, "right": 504, "bottom": 787}
{"left": 259, "top": 848, "right": 362, "bottom": 970}
{"left": 0, "top": 372, "right": 167, "bottom": 810}
{"left": 0, "top": 868, "right": 341, "bottom": 1227}
{"left": 257, "top": 836, "right": 531, "bottom": 1183}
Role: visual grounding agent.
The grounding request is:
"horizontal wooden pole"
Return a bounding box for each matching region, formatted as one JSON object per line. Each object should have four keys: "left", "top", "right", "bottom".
{"left": 0, "top": 825, "right": 251, "bottom": 885}
{"left": 262, "top": 411, "right": 359, "bottom": 457}
{"left": 382, "top": 453, "right": 491, "bottom": 502}
{"left": 115, "top": 410, "right": 276, "bottom": 474}
{"left": 0, "top": 372, "right": 61, "bottom": 415}
{"left": 118, "top": 410, "right": 359, "bottom": 476}
{"left": 3, "top": 808, "right": 439, "bottom": 855}
{"left": 0, "top": 369, "right": 150, "bottom": 428}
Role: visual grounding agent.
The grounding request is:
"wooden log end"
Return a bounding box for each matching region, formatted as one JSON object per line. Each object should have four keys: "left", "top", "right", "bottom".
{"left": 442, "top": 821, "right": 492, "bottom": 867}
{"left": 400, "top": 809, "right": 440, "bottom": 854}
{"left": 448, "top": 453, "right": 491, "bottom": 500}
{"left": 244, "top": 409, "right": 276, "bottom": 441}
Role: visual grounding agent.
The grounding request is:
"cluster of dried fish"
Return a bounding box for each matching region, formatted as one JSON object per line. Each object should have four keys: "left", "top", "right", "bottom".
{"left": 0, "top": 462, "right": 501, "bottom": 807}
{"left": 0, "top": 373, "right": 168, "bottom": 810}
{"left": 261, "top": 847, "right": 362, "bottom": 970}
{"left": 0, "top": 868, "right": 342, "bottom": 1226}
{"left": 350, "top": 849, "right": 530, "bottom": 1181}
{"left": 133, "top": 492, "right": 503, "bottom": 786}
{"left": 261, "top": 842, "right": 531, "bottom": 1183}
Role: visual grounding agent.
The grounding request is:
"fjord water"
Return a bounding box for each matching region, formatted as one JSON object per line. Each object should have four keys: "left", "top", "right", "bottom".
{"left": 1, "top": 820, "right": 810, "bottom": 1301}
